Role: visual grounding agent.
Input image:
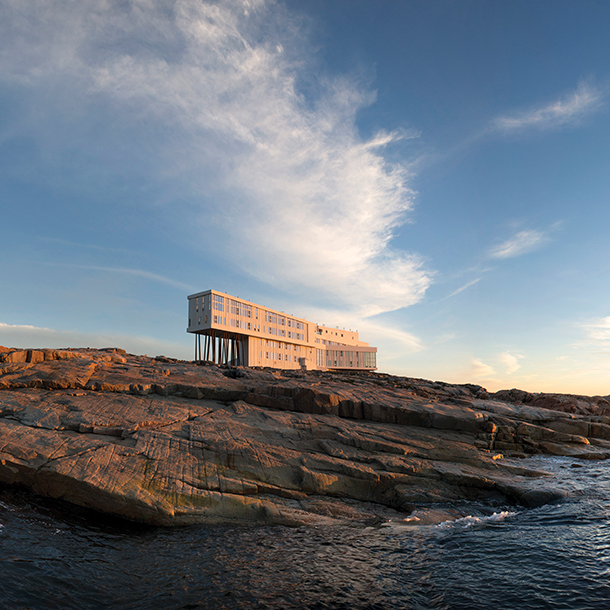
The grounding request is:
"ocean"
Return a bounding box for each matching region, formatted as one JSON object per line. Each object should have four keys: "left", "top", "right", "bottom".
{"left": 1, "top": 455, "right": 609, "bottom": 609}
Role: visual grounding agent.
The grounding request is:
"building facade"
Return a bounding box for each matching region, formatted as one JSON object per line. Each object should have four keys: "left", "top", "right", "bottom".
{"left": 187, "top": 289, "right": 377, "bottom": 371}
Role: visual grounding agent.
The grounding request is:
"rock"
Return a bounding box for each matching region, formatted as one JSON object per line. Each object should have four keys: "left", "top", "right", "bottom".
{"left": 0, "top": 348, "right": 608, "bottom": 526}
{"left": 520, "top": 488, "right": 568, "bottom": 508}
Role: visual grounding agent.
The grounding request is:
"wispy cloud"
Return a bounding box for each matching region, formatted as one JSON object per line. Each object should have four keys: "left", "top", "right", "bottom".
{"left": 45, "top": 263, "right": 195, "bottom": 292}
{"left": 492, "top": 81, "right": 603, "bottom": 133}
{"left": 488, "top": 219, "right": 564, "bottom": 259}
{"left": 0, "top": 0, "right": 432, "bottom": 319}
{"left": 444, "top": 277, "right": 481, "bottom": 299}
{"left": 489, "top": 229, "right": 548, "bottom": 259}
{"left": 581, "top": 317, "right": 610, "bottom": 344}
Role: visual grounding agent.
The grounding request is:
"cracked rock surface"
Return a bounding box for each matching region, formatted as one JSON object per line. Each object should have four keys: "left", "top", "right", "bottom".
{"left": 1, "top": 346, "right": 609, "bottom": 526}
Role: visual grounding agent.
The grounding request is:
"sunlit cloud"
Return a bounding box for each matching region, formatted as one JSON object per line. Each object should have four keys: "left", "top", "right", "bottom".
{"left": 492, "top": 81, "right": 603, "bottom": 133}
{"left": 499, "top": 351, "right": 523, "bottom": 374}
{"left": 469, "top": 359, "right": 496, "bottom": 378}
{"left": 0, "top": 0, "right": 432, "bottom": 320}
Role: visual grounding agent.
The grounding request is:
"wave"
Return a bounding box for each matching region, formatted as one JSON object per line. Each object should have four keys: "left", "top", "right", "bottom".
{"left": 437, "top": 510, "right": 518, "bottom": 529}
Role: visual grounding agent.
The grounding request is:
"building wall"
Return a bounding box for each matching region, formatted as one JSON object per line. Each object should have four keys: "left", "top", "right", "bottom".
{"left": 187, "top": 290, "right": 377, "bottom": 371}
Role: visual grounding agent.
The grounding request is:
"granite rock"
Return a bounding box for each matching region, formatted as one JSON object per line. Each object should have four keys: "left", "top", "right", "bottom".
{"left": 0, "top": 347, "right": 607, "bottom": 526}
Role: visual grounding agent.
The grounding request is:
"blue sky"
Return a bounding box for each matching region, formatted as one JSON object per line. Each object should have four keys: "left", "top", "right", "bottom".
{"left": 1, "top": 0, "right": 610, "bottom": 394}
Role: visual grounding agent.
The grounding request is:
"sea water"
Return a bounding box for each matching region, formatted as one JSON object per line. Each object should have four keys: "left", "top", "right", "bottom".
{"left": 2, "top": 456, "right": 610, "bottom": 609}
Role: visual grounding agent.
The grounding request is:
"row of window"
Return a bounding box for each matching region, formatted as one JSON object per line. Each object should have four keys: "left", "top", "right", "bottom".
{"left": 263, "top": 340, "right": 302, "bottom": 352}
{"left": 262, "top": 352, "right": 300, "bottom": 362}
{"left": 230, "top": 319, "right": 258, "bottom": 331}
{"left": 264, "top": 312, "right": 305, "bottom": 330}
{"left": 191, "top": 311, "right": 308, "bottom": 342}
{"left": 325, "top": 349, "right": 376, "bottom": 369}
{"left": 201, "top": 295, "right": 306, "bottom": 334}
{"left": 230, "top": 299, "right": 254, "bottom": 318}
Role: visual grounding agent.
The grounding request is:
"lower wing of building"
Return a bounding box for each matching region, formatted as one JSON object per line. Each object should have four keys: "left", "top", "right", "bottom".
{"left": 187, "top": 289, "right": 377, "bottom": 371}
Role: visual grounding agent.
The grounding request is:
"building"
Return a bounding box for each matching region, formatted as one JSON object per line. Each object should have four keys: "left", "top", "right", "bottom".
{"left": 187, "top": 289, "right": 377, "bottom": 371}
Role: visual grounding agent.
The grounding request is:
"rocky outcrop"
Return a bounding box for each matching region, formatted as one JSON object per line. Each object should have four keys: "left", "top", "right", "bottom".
{"left": 491, "top": 388, "right": 610, "bottom": 416}
{"left": 0, "top": 347, "right": 608, "bottom": 526}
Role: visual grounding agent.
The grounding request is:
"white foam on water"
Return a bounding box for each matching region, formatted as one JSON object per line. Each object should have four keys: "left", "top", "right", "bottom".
{"left": 437, "top": 510, "right": 518, "bottom": 529}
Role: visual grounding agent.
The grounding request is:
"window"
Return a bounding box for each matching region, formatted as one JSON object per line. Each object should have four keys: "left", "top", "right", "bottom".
{"left": 230, "top": 300, "right": 241, "bottom": 316}
{"left": 363, "top": 352, "right": 376, "bottom": 368}
{"left": 212, "top": 294, "right": 224, "bottom": 312}
{"left": 242, "top": 304, "right": 252, "bottom": 318}
{"left": 316, "top": 349, "right": 325, "bottom": 367}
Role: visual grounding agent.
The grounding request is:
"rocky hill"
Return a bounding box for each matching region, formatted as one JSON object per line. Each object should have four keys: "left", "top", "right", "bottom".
{"left": 1, "top": 346, "right": 609, "bottom": 526}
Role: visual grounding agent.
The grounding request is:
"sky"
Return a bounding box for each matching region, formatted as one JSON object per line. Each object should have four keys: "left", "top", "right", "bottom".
{"left": 1, "top": 0, "right": 610, "bottom": 395}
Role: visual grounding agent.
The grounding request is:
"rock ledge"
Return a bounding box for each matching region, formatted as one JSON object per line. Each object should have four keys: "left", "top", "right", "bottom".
{"left": 1, "top": 347, "right": 607, "bottom": 526}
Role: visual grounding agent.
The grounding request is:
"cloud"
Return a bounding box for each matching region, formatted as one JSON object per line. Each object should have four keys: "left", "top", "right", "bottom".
{"left": 492, "top": 81, "right": 603, "bottom": 133}
{"left": 0, "top": 322, "right": 192, "bottom": 359}
{"left": 444, "top": 277, "right": 481, "bottom": 300}
{"left": 469, "top": 359, "right": 496, "bottom": 378}
{"left": 489, "top": 229, "right": 549, "bottom": 259}
{"left": 296, "top": 304, "right": 425, "bottom": 361}
{"left": 46, "top": 263, "right": 195, "bottom": 292}
{"left": 581, "top": 317, "right": 610, "bottom": 343}
{"left": 0, "top": 0, "right": 432, "bottom": 319}
{"left": 499, "top": 352, "right": 523, "bottom": 374}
